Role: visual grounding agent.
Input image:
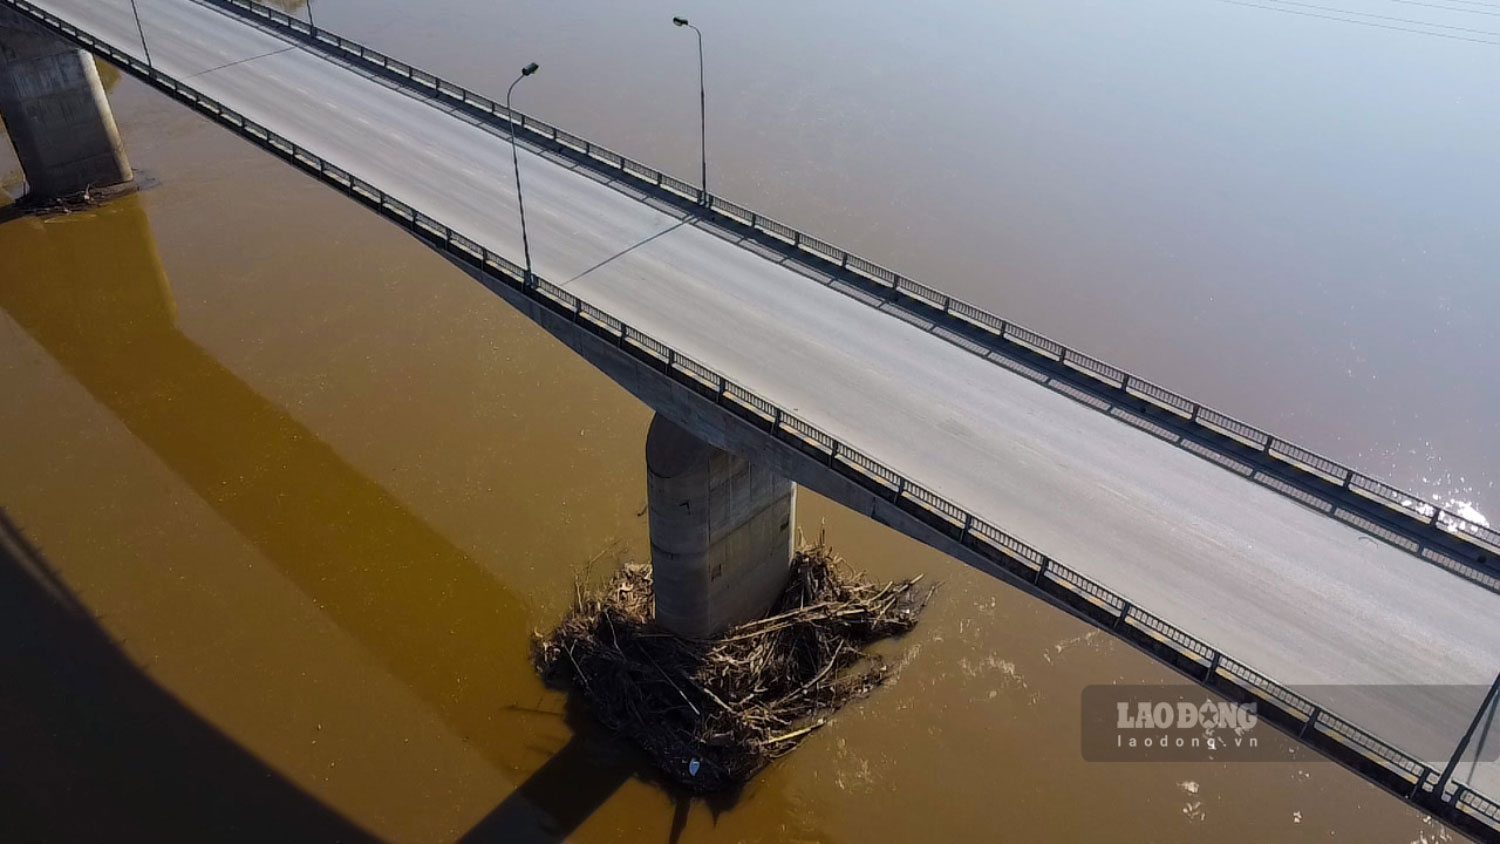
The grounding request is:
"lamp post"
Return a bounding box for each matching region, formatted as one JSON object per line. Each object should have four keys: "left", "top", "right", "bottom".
{"left": 671, "top": 16, "right": 707, "bottom": 204}
{"left": 128, "top": 0, "right": 152, "bottom": 68}
{"left": 506, "top": 62, "right": 540, "bottom": 285}
{"left": 306, "top": 0, "right": 316, "bottom": 29}
{"left": 1436, "top": 670, "right": 1500, "bottom": 801}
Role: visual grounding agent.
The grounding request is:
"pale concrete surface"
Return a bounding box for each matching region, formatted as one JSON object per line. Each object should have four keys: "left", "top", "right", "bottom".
{"left": 0, "top": 11, "right": 130, "bottom": 199}
{"left": 25, "top": 0, "right": 1500, "bottom": 789}
{"left": 646, "top": 414, "right": 794, "bottom": 639}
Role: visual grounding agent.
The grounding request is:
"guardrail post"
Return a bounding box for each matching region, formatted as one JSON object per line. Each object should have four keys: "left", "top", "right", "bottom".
{"left": 1033, "top": 557, "right": 1049, "bottom": 584}
{"left": 1450, "top": 783, "right": 1467, "bottom": 807}
{"left": 772, "top": 407, "right": 782, "bottom": 433}
{"left": 1113, "top": 601, "right": 1131, "bottom": 629}
{"left": 840, "top": 252, "right": 849, "bottom": 269}
{"left": 1299, "top": 707, "right": 1321, "bottom": 738}
{"left": 1205, "top": 651, "right": 1221, "bottom": 682}
{"left": 827, "top": 441, "right": 839, "bottom": 466}
{"left": 893, "top": 476, "right": 905, "bottom": 502}
{"left": 793, "top": 231, "right": 801, "bottom": 247}
{"left": 1410, "top": 766, "right": 1430, "bottom": 800}
{"left": 715, "top": 378, "right": 726, "bottom": 405}
{"left": 962, "top": 513, "right": 973, "bottom": 534}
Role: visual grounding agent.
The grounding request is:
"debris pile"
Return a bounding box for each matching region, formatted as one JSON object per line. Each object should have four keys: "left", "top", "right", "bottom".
{"left": 532, "top": 539, "right": 930, "bottom": 792}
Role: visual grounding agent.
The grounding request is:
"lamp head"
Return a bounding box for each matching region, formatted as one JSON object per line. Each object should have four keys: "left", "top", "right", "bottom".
{"left": 672, "top": 16, "right": 688, "bottom": 26}
{"left": 521, "top": 62, "right": 539, "bottom": 76}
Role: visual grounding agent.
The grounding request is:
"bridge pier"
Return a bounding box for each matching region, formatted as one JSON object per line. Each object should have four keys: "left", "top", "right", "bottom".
{"left": 0, "top": 15, "right": 131, "bottom": 202}
{"left": 646, "top": 413, "right": 795, "bottom": 639}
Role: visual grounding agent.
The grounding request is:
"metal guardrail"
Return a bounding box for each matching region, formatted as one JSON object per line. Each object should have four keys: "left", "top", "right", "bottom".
{"left": 193, "top": 0, "right": 1500, "bottom": 569}
{"left": 1316, "top": 709, "right": 1431, "bottom": 780}
{"left": 1219, "top": 656, "right": 1318, "bottom": 718}
{"left": 10, "top": 0, "right": 1495, "bottom": 836}
{"left": 1461, "top": 788, "right": 1500, "bottom": 827}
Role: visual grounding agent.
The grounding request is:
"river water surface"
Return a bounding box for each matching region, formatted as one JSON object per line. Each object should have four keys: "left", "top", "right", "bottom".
{"left": 1, "top": 0, "right": 1494, "bottom": 841}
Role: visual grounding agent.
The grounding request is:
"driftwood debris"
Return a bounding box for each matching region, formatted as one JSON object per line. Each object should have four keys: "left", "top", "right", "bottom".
{"left": 532, "top": 538, "right": 931, "bottom": 792}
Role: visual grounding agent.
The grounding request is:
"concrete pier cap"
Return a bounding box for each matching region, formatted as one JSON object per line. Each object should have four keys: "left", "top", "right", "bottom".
{"left": 0, "top": 12, "right": 132, "bottom": 202}
{"left": 646, "top": 413, "right": 795, "bottom": 639}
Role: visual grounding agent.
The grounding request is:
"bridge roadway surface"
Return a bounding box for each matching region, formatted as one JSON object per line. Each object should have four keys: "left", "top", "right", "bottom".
{"left": 34, "top": 0, "right": 1500, "bottom": 786}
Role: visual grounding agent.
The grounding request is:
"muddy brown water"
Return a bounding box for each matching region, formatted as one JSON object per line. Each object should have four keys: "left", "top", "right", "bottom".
{"left": 0, "top": 3, "right": 1489, "bottom": 841}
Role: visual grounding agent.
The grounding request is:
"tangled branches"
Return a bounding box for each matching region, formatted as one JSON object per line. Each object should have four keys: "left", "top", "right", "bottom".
{"left": 532, "top": 541, "right": 930, "bottom": 793}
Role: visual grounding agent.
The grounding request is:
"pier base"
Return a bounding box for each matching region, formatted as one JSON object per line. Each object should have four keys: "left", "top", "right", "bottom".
{"left": 0, "top": 17, "right": 131, "bottom": 202}
{"left": 646, "top": 414, "right": 794, "bottom": 639}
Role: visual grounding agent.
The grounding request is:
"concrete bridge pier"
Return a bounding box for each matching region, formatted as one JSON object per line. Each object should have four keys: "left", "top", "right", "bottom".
{"left": 646, "top": 414, "right": 795, "bottom": 639}
{"left": 0, "top": 16, "right": 132, "bottom": 202}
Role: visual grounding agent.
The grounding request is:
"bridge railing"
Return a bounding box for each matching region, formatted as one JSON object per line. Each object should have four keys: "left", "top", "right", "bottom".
{"left": 192, "top": 0, "right": 1500, "bottom": 569}
{"left": 9, "top": 0, "right": 1496, "bottom": 836}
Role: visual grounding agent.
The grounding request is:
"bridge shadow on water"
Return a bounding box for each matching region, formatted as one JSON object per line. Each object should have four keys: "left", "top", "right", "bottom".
{"left": 0, "top": 198, "right": 751, "bottom": 842}
{"left": 0, "top": 508, "right": 380, "bottom": 842}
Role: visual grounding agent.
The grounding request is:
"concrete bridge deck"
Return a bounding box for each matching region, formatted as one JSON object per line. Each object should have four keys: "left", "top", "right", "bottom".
{"left": 12, "top": 0, "right": 1500, "bottom": 805}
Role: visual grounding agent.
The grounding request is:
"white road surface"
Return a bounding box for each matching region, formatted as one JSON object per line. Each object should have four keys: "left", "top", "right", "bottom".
{"left": 27, "top": 0, "right": 1500, "bottom": 789}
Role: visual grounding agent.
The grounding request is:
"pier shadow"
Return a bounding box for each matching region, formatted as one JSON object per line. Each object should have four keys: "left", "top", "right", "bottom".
{"left": 458, "top": 700, "right": 639, "bottom": 844}
{"left": 0, "top": 508, "right": 381, "bottom": 843}
{"left": 458, "top": 692, "right": 745, "bottom": 844}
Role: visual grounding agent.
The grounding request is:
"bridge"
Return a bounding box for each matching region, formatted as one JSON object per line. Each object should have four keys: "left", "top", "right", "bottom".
{"left": 3, "top": 0, "right": 1500, "bottom": 836}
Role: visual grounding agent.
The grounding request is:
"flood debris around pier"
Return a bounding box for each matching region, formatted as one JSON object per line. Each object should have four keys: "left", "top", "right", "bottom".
{"left": 532, "top": 536, "right": 931, "bottom": 792}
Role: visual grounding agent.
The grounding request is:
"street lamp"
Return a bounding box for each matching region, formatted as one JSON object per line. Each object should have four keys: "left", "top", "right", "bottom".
{"left": 128, "top": 0, "right": 152, "bottom": 68}
{"left": 506, "top": 62, "right": 540, "bottom": 285}
{"left": 1436, "top": 670, "right": 1500, "bottom": 800}
{"left": 306, "top": 0, "right": 316, "bottom": 29}
{"left": 671, "top": 16, "right": 707, "bottom": 204}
